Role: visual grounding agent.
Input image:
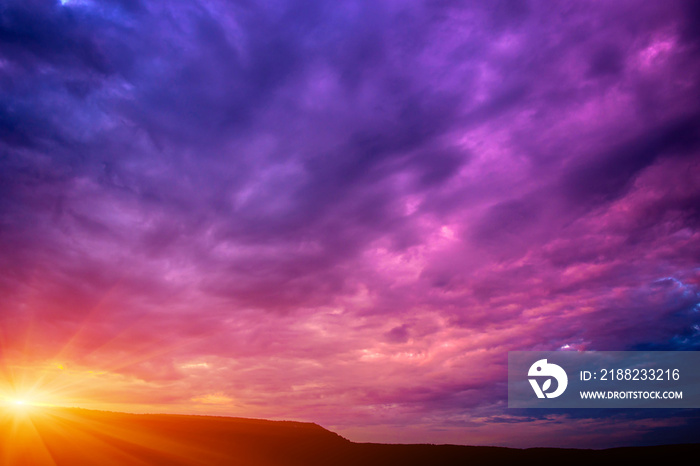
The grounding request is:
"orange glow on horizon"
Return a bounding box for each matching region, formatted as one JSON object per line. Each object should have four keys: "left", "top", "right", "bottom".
{"left": 0, "top": 404, "right": 284, "bottom": 465}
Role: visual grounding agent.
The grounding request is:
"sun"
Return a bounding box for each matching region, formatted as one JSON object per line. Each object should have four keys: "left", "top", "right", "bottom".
{"left": 7, "top": 398, "right": 34, "bottom": 411}
{"left": 2, "top": 394, "right": 43, "bottom": 412}
{"left": 0, "top": 381, "right": 64, "bottom": 411}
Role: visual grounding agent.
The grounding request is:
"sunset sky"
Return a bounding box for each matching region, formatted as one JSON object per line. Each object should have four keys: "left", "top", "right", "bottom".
{"left": 1, "top": 0, "right": 699, "bottom": 448}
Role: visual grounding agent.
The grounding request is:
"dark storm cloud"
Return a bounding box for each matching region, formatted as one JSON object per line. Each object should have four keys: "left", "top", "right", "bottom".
{"left": 562, "top": 114, "right": 700, "bottom": 207}
{"left": 0, "top": 0, "right": 113, "bottom": 74}
{"left": 588, "top": 44, "right": 625, "bottom": 78}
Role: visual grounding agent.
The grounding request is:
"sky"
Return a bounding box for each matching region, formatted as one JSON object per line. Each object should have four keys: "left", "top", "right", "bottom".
{"left": 1, "top": 0, "right": 699, "bottom": 449}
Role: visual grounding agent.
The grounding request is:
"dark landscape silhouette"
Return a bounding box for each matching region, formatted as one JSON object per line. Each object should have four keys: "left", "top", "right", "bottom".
{"left": 1, "top": 407, "right": 697, "bottom": 466}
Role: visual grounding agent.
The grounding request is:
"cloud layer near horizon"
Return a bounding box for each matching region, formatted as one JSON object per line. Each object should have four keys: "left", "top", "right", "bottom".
{"left": 1, "top": 0, "right": 699, "bottom": 447}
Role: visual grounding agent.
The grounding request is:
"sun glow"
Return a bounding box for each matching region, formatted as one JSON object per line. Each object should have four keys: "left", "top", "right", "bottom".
{"left": 5, "top": 399, "right": 35, "bottom": 416}
{"left": 3, "top": 396, "right": 39, "bottom": 412}
{"left": 0, "top": 385, "right": 60, "bottom": 411}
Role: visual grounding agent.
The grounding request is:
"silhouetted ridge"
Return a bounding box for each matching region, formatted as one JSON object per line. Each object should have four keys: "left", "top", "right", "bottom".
{"left": 1, "top": 407, "right": 697, "bottom": 466}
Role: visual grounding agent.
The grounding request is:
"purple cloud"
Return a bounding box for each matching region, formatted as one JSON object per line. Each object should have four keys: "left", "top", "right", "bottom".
{"left": 1, "top": 0, "right": 699, "bottom": 447}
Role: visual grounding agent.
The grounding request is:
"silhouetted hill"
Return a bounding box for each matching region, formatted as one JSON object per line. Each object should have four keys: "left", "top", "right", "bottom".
{"left": 1, "top": 406, "right": 697, "bottom": 465}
